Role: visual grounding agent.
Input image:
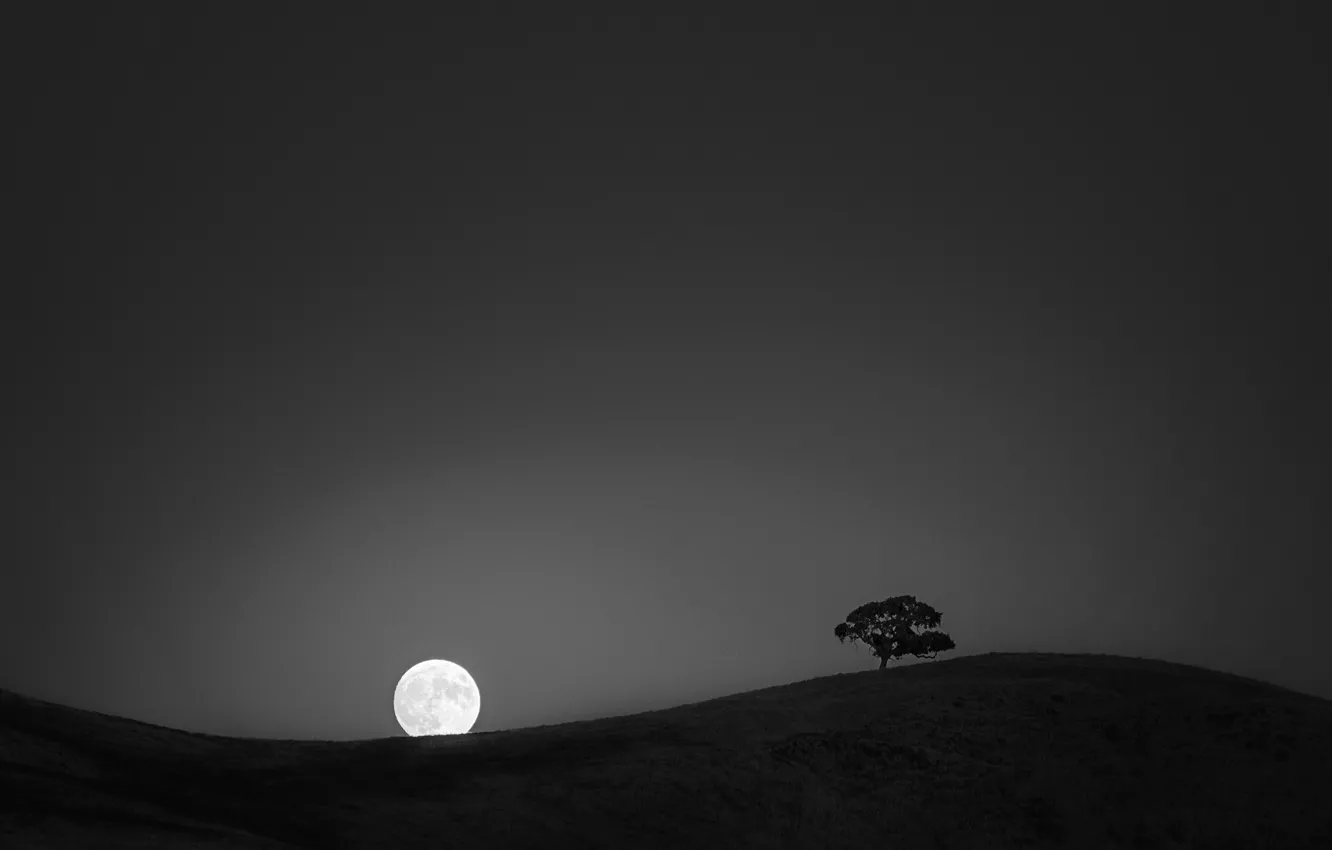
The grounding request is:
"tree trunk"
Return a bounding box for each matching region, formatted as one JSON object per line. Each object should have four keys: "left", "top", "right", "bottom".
{"left": 879, "top": 655, "right": 888, "bottom": 669}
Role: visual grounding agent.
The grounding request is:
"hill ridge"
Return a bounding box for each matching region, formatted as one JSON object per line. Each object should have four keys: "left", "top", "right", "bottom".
{"left": 4, "top": 652, "right": 1329, "bottom": 848}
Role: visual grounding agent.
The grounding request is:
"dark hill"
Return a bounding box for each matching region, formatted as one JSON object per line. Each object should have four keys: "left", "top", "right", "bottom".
{"left": 3, "top": 652, "right": 1329, "bottom": 848}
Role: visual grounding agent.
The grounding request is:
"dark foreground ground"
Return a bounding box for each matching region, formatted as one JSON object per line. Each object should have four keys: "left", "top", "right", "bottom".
{"left": 3, "top": 652, "right": 1329, "bottom": 848}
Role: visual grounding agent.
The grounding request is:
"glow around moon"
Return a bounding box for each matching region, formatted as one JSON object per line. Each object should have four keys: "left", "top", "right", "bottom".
{"left": 393, "top": 659, "right": 481, "bottom": 736}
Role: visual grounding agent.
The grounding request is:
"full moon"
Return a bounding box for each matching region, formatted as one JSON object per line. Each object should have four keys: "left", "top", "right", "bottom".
{"left": 393, "top": 659, "right": 481, "bottom": 736}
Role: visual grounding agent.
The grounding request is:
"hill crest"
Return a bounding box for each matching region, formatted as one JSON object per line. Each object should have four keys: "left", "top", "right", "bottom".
{"left": 4, "top": 652, "right": 1329, "bottom": 848}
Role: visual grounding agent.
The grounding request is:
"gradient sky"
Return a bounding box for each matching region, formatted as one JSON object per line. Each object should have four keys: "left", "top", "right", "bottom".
{"left": 5, "top": 11, "right": 1327, "bottom": 740}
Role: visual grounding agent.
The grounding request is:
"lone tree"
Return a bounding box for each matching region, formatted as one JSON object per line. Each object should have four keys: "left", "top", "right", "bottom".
{"left": 834, "top": 595, "right": 956, "bottom": 669}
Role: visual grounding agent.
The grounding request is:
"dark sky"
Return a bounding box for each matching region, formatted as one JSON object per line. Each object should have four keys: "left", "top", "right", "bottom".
{"left": 4, "top": 10, "right": 1328, "bottom": 739}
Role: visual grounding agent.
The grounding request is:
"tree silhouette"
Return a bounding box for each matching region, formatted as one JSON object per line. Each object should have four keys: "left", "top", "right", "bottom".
{"left": 834, "top": 595, "right": 956, "bottom": 669}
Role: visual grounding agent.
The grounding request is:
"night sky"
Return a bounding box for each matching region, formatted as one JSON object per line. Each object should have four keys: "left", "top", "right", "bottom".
{"left": 5, "top": 10, "right": 1327, "bottom": 740}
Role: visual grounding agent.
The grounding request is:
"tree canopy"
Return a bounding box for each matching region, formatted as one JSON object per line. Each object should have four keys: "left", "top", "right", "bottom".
{"left": 834, "top": 594, "right": 956, "bottom": 669}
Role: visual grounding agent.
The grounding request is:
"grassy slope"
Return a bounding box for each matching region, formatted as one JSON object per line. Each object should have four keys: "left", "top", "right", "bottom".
{"left": 2, "top": 652, "right": 1330, "bottom": 849}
